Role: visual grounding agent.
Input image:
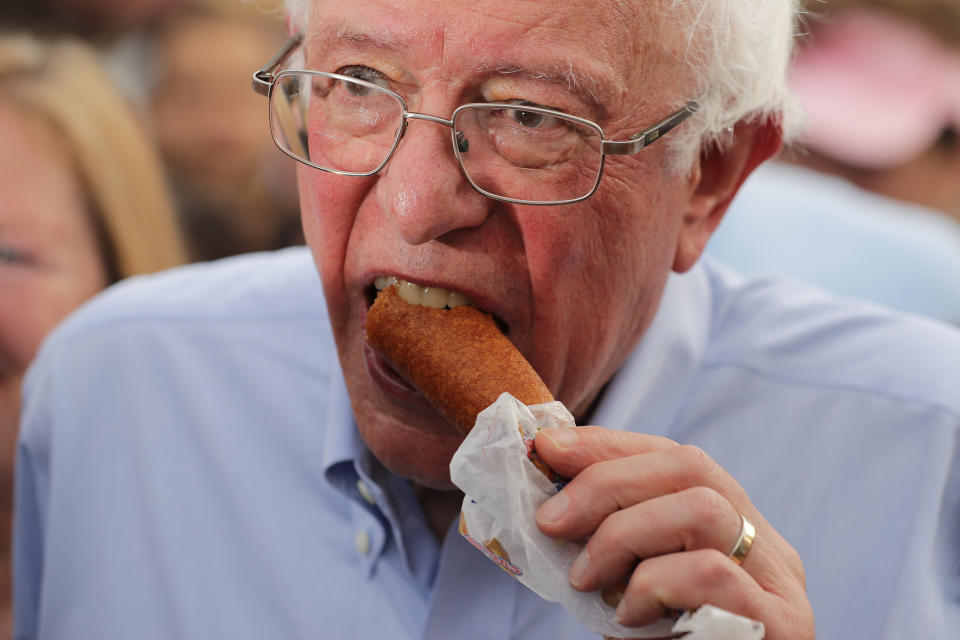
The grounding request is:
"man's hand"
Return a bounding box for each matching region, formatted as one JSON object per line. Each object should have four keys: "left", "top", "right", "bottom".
{"left": 533, "top": 426, "right": 814, "bottom": 640}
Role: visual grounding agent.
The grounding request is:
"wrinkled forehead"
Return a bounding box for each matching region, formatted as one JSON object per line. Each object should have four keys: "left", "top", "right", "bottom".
{"left": 306, "top": 0, "right": 691, "bottom": 114}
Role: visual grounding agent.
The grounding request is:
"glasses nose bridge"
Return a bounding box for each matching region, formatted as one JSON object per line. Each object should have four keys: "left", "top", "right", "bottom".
{"left": 394, "top": 110, "right": 463, "bottom": 164}
{"left": 403, "top": 111, "right": 455, "bottom": 128}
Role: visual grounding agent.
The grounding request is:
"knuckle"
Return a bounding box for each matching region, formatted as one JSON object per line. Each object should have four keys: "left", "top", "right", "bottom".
{"left": 675, "top": 444, "right": 719, "bottom": 482}
{"left": 555, "top": 467, "right": 615, "bottom": 532}
{"left": 644, "top": 433, "right": 679, "bottom": 450}
{"left": 692, "top": 549, "right": 738, "bottom": 588}
{"left": 589, "top": 507, "right": 634, "bottom": 553}
{"left": 570, "top": 460, "right": 608, "bottom": 497}
{"left": 574, "top": 457, "right": 631, "bottom": 505}
{"left": 681, "top": 486, "right": 730, "bottom": 548}
{"left": 595, "top": 426, "right": 630, "bottom": 450}
{"left": 659, "top": 435, "right": 680, "bottom": 447}
{"left": 785, "top": 545, "right": 807, "bottom": 585}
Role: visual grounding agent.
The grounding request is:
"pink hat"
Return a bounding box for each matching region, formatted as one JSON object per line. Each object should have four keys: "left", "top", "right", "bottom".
{"left": 790, "top": 10, "right": 960, "bottom": 169}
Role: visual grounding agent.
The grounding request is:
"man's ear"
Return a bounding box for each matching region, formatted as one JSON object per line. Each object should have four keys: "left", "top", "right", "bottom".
{"left": 673, "top": 117, "right": 782, "bottom": 273}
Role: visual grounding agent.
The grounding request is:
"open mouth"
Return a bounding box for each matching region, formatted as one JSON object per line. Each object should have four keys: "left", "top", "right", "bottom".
{"left": 372, "top": 276, "right": 472, "bottom": 309}
{"left": 366, "top": 276, "right": 509, "bottom": 334}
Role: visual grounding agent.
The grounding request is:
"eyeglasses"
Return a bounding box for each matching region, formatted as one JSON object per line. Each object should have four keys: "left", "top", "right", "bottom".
{"left": 253, "top": 32, "right": 698, "bottom": 206}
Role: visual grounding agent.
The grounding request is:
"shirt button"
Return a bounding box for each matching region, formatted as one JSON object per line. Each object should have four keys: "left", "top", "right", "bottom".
{"left": 354, "top": 530, "right": 371, "bottom": 556}
{"left": 356, "top": 480, "right": 376, "bottom": 505}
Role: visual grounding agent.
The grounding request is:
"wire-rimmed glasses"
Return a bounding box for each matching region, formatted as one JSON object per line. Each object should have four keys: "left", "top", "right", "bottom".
{"left": 253, "top": 33, "right": 698, "bottom": 206}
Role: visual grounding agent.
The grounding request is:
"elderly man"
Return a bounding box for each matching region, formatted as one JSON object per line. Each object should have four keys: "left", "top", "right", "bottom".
{"left": 13, "top": 1, "right": 960, "bottom": 639}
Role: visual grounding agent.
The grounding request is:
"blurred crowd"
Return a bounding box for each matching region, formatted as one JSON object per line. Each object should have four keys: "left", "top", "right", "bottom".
{"left": 0, "top": 0, "right": 959, "bottom": 636}
{"left": 2, "top": 0, "right": 301, "bottom": 262}
{"left": 0, "top": 0, "right": 301, "bottom": 634}
{"left": 709, "top": 0, "right": 960, "bottom": 322}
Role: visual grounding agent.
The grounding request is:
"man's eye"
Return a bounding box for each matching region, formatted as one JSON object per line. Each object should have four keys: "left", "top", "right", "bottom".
{"left": 335, "top": 65, "right": 390, "bottom": 97}
{"left": 513, "top": 109, "right": 551, "bottom": 128}
{"left": 505, "top": 101, "right": 562, "bottom": 129}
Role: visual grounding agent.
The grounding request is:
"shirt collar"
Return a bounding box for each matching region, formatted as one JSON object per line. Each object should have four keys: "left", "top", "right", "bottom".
{"left": 321, "top": 362, "right": 364, "bottom": 475}
{"left": 590, "top": 261, "right": 714, "bottom": 437}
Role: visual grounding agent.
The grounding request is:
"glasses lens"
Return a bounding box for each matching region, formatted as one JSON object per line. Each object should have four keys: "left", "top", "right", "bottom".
{"left": 453, "top": 105, "right": 603, "bottom": 203}
{"left": 269, "top": 71, "right": 404, "bottom": 174}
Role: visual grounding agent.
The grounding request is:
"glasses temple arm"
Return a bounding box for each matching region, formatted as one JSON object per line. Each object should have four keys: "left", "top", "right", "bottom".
{"left": 602, "top": 100, "right": 700, "bottom": 155}
{"left": 252, "top": 31, "right": 305, "bottom": 96}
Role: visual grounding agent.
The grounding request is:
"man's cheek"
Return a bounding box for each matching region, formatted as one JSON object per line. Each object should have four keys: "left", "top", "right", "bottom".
{"left": 521, "top": 209, "right": 592, "bottom": 287}
{"left": 299, "top": 171, "right": 363, "bottom": 250}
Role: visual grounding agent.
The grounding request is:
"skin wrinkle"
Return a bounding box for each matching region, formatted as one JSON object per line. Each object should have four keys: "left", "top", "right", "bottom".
{"left": 479, "top": 61, "right": 603, "bottom": 110}
{"left": 333, "top": 25, "right": 405, "bottom": 52}
{"left": 316, "top": 0, "right": 633, "bottom": 114}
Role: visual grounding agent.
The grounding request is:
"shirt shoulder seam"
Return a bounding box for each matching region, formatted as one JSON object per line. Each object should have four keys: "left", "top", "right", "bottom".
{"left": 701, "top": 358, "right": 960, "bottom": 422}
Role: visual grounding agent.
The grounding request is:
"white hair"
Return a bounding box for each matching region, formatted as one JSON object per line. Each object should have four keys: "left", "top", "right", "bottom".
{"left": 661, "top": 0, "right": 802, "bottom": 171}
{"left": 285, "top": 0, "right": 309, "bottom": 29}
{"left": 283, "top": 0, "right": 801, "bottom": 172}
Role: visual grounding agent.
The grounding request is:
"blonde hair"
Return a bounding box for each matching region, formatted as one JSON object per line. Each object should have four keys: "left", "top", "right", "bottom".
{"left": 0, "top": 33, "right": 187, "bottom": 280}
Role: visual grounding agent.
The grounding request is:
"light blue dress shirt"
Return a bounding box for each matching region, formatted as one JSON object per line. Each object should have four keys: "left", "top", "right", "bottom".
{"left": 708, "top": 162, "right": 960, "bottom": 324}
{"left": 14, "top": 247, "right": 960, "bottom": 639}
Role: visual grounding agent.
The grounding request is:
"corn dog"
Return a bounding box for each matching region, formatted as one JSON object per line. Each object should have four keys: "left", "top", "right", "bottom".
{"left": 365, "top": 285, "right": 554, "bottom": 432}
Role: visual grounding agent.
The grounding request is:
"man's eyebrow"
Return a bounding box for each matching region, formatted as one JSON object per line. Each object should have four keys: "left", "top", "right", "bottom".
{"left": 477, "top": 61, "right": 608, "bottom": 117}
{"left": 307, "top": 22, "right": 407, "bottom": 54}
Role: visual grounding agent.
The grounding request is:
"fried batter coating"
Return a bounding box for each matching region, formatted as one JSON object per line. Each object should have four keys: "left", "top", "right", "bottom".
{"left": 365, "top": 286, "right": 554, "bottom": 432}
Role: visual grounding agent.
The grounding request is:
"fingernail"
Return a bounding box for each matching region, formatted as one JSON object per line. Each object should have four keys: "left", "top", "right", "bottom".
{"left": 569, "top": 549, "right": 590, "bottom": 589}
{"left": 537, "top": 491, "right": 569, "bottom": 524}
{"left": 541, "top": 428, "right": 577, "bottom": 448}
{"left": 615, "top": 598, "right": 628, "bottom": 624}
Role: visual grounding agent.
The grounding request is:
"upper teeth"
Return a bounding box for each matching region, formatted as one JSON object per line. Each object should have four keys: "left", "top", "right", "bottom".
{"left": 374, "top": 276, "right": 471, "bottom": 309}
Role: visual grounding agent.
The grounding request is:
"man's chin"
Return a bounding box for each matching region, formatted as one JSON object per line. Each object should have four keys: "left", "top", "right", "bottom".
{"left": 348, "top": 387, "right": 466, "bottom": 488}
{"left": 339, "top": 334, "right": 469, "bottom": 487}
{"left": 363, "top": 429, "right": 463, "bottom": 490}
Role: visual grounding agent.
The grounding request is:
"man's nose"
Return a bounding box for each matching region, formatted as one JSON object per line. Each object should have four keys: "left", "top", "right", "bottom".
{"left": 375, "top": 117, "right": 491, "bottom": 246}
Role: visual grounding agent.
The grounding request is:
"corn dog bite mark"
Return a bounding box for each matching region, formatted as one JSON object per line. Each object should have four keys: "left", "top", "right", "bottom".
{"left": 365, "top": 285, "right": 554, "bottom": 433}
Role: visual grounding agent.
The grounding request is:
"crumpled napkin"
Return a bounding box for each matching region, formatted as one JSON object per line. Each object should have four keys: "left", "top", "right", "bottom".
{"left": 449, "top": 392, "right": 765, "bottom": 639}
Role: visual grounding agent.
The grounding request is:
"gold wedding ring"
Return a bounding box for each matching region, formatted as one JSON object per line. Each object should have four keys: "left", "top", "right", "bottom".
{"left": 729, "top": 514, "right": 756, "bottom": 566}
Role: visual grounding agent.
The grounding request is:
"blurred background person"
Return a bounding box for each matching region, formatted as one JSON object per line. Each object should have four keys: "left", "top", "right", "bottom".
{"left": 1, "top": 0, "right": 302, "bottom": 262}
{"left": 0, "top": 33, "right": 187, "bottom": 634}
{"left": 1, "top": 0, "right": 181, "bottom": 39}
{"left": 0, "top": 0, "right": 182, "bottom": 104}
{"left": 788, "top": 0, "right": 960, "bottom": 219}
{"left": 149, "top": 0, "right": 302, "bottom": 260}
{"left": 708, "top": 0, "right": 960, "bottom": 324}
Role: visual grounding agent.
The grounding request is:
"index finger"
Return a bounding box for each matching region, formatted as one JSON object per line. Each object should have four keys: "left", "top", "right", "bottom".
{"left": 534, "top": 426, "right": 677, "bottom": 478}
